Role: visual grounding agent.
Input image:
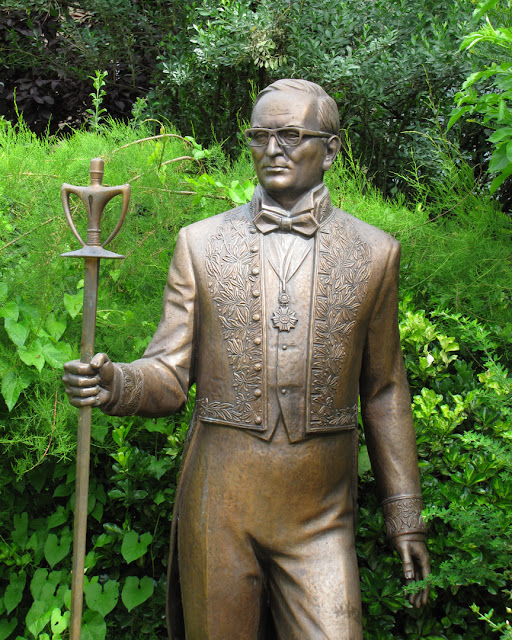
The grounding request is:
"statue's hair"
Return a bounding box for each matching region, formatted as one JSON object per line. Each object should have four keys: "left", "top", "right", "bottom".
{"left": 253, "top": 79, "right": 340, "bottom": 136}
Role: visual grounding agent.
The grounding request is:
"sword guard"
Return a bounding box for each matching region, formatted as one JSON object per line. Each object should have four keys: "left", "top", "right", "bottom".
{"left": 61, "top": 246, "right": 124, "bottom": 259}
{"left": 61, "top": 158, "right": 130, "bottom": 257}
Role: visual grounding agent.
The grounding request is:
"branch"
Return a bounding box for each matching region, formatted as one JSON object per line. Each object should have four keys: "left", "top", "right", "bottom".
{"left": 128, "top": 157, "right": 202, "bottom": 182}
{"left": 110, "top": 134, "right": 192, "bottom": 156}
{"left": 0, "top": 216, "right": 58, "bottom": 253}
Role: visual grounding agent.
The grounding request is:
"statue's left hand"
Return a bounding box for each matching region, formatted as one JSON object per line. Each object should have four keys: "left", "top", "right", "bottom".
{"left": 395, "top": 537, "right": 430, "bottom": 608}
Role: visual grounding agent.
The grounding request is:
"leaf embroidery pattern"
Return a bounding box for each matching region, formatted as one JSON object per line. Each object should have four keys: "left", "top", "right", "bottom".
{"left": 310, "top": 216, "right": 371, "bottom": 430}
{"left": 200, "top": 208, "right": 263, "bottom": 427}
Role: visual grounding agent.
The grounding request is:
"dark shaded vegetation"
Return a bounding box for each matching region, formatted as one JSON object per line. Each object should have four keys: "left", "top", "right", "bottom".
{"left": 1, "top": 0, "right": 511, "bottom": 208}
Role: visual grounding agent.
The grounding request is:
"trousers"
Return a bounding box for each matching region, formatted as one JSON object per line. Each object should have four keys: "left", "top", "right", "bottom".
{"left": 177, "top": 422, "right": 363, "bottom": 640}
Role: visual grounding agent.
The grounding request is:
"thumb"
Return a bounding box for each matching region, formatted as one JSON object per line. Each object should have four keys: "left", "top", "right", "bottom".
{"left": 90, "top": 352, "right": 110, "bottom": 370}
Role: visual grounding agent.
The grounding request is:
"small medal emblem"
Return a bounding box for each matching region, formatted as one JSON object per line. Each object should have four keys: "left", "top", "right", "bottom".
{"left": 271, "top": 306, "right": 298, "bottom": 331}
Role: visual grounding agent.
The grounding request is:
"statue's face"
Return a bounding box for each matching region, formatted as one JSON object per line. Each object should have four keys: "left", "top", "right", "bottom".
{"left": 250, "top": 90, "right": 335, "bottom": 207}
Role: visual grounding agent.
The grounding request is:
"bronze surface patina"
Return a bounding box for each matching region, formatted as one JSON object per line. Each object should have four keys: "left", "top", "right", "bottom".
{"left": 63, "top": 81, "right": 430, "bottom": 640}
{"left": 61, "top": 158, "right": 130, "bottom": 640}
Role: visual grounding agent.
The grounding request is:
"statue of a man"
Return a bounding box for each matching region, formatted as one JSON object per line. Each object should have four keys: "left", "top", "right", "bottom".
{"left": 64, "top": 79, "right": 430, "bottom": 640}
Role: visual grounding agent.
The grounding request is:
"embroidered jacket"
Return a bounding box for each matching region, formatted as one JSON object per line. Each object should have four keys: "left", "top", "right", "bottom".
{"left": 102, "top": 187, "right": 425, "bottom": 515}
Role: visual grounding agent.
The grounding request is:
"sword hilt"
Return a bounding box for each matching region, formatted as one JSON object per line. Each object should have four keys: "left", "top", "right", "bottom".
{"left": 61, "top": 158, "right": 130, "bottom": 259}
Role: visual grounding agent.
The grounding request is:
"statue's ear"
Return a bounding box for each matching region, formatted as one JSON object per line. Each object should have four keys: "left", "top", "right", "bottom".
{"left": 322, "top": 135, "right": 341, "bottom": 171}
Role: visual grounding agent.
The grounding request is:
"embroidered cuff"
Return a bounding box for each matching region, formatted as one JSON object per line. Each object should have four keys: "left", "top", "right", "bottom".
{"left": 382, "top": 494, "right": 427, "bottom": 541}
{"left": 100, "top": 363, "right": 143, "bottom": 416}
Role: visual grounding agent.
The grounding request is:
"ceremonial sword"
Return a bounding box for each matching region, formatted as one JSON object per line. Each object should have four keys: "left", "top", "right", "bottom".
{"left": 61, "top": 158, "right": 130, "bottom": 639}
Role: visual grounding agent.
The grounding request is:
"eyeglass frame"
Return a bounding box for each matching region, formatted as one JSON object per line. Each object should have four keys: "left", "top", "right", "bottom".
{"left": 244, "top": 127, "right": 336, "bottom": 148}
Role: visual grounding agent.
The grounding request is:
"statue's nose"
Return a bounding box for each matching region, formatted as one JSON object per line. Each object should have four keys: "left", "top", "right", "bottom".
{"left": 266, "top": 133, "right": 282, "bottom": 156}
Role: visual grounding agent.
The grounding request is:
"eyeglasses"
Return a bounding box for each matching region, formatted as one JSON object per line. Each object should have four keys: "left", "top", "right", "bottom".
{"left": 244, "top": 127, "right": 333, "bottom": 147}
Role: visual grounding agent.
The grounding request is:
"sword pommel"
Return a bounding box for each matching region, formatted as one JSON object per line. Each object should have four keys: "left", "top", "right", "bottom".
{"left": 89, "top": 157, "right": 104, "bottom": 185}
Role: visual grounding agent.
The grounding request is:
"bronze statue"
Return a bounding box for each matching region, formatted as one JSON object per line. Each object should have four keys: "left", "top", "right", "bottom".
{"left": 63, "top": 79, "right": 430, "bottom": 640}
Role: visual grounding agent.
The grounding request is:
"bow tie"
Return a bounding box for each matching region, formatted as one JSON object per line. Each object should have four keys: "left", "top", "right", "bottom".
{"left": 253, "top": 208, "right": 319, "bottom": 237}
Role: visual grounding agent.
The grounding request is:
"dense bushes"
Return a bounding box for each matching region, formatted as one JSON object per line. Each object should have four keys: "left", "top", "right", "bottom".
{"left": 2, "top": 0, "right": 512, "bottom": 208}
{"left": 0, "top": 115, "right": 511, "bottom": 639}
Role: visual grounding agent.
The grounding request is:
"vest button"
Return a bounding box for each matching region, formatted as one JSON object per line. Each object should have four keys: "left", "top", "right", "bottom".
{"left": 254, "top": 388, "right": 261, "bottom": 397}
{"left": 281, "top": 388, "right": 287, "bottom": 395}
{"left": 255, "top": 416, "right": 262, "bottom": 425}
{"left": 252, "top": 289, "right": 260, "bottom": 297}
{"left": 282, "top": 345, "right": 287, "bottom": 350}
{"left": 254, "top": 363, "right": 261, "bottom": 371}
{"left": 254, "top": 337, "right": 261, "bottom": 345}
{"left": 252, "top": 267, "right": 260, "bottom": 275}
{"left": 252, "top": 313, "right": 260, "bottom": 321}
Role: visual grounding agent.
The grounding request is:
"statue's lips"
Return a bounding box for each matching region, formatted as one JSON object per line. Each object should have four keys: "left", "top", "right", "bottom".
{"left": 262, "top": 165, "right": 289, "bottom": 172}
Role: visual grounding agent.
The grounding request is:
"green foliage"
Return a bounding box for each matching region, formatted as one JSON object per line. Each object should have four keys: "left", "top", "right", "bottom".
{"left": 147, "top": 0, "right": 498, "bottom": 203}
{"left": 3, "top": 0, "right": 501, "bottom": 207}
{"left": 449, "top": 0, "right": 512, "bottom": 194}
{"left": 0, "top": 283, "right": 74, "bottom": 410}
{"left": 326, "top": 140, "right": 512, "bottom": 337}
{"left": 358, "top": 299, "right": 512, "bottom": 639}
{"left": 86, "top": 71, "right": 108, "bottom": 133}
{"left": 0, "top": 118, "right": 511, "bottom": 639}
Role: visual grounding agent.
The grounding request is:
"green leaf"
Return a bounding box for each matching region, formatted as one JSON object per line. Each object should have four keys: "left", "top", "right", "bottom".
{"left": 2, "top": 369, "right": 34, "bottom": 411}
{"left": 4, "top": 318, "right": 29, "bottom": 347}
{"left": 143, "top": 418, "right": 170, "bottom": 434}
{"left": 29, "top": 570, "right": 62, "bottom": 609}
{"left": 84, "top": 580, "right": 119, "bottom": 617}
{"left": 45, "top": 314, "right": 67, "bottom": 341}
{"left": 18, "top": 341, "right": 45, "bottom": 372}
{"left": 506, "top": 139, "right": 512, "bottom": 162}
{"left": 490, "top": 163, "right": 512, "bottom": 193}
{"left": 81, "top": 610, "right": 106, "bottom": 640}
{"left": 488, "top": 126, "right": 512, "bottom": 143}
{"left": 49, "top": 340, "right": 74, "bottom": 366}
{"left": 121, "top": 576, "right": 154, "bottom": 612}
{"left": 41, "top": 341, "right": 73, "bottom": 369}
{"left": 50, "top": 608, "right": 70, "bottom": 636}
{"left": 0, "top": 282, "right": 7, "bottom": 303}
{"left": 227, "top": 180, "right": 249, "bottom": 204}
{"left": 0, "top": 618, "right": 17, "bottom": 640}
{"left": 47, "top": 506, "right": 69, "bottom": 530}
{"left": 4, "top": 571, "right": 26, "bottom": 614}
{"left": 489, "top": 144, "right": 509, "bottom": 172}
{"left": 121, "top": 530, "right": 153, "bottom": 563}
{"left": 358, "top": 445, "right": 372, "bottom": 477}
{"left": 0, "top": 300, "right": 18, "bottom": 321}
{"left": 473, "top": 0, "right": 500, "bottom": 21}
{"left": 498, "top": 98, "right": 508, "bottom": 122}
{"left": 25, "top": 601, "right": 51, "bottom": 638}
{"left": 44, "top": 528, "right": 72, "bottom": 568}
{"left": 63, "top": 292, "right": 83, "bottom": 319}
{"left": 148, "top": 457, "right": 170, "bottom": 480}
{"left": 12, "top": 512, "right": 28, "bottom": 549}
{"left": 18, "top": 302, "right": 41, "bottom": 331}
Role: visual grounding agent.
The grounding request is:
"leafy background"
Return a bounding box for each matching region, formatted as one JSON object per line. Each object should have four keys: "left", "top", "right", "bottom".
{"left": 1, "top": 0, "right": 512, "bottom": 639}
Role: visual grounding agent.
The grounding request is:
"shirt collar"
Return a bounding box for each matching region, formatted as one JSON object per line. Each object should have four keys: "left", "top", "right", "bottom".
{"left": 250, "top": 183, "right": 333, "bottom": 225}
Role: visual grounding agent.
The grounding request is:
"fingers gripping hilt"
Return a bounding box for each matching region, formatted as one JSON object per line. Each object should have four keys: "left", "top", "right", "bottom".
{"left": 61, "top": 158, "right": 130, "bottom": 259}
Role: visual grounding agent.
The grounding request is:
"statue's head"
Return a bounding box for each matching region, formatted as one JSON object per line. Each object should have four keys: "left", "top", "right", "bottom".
{"left": 246, "top": 79, "right": 341, "bottom": 209}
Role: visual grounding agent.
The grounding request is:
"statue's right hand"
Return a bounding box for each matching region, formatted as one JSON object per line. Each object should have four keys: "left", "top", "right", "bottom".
{"left": 62, "top": 353, "right": 114, "bottom": 408}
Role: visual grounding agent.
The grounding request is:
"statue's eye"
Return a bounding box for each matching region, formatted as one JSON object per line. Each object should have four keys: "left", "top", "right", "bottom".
{"left": 278, "top": 129, "right": 301, "bottom": 145}
{"left": 250, "top": 131, "right": 269, "bottom": 145}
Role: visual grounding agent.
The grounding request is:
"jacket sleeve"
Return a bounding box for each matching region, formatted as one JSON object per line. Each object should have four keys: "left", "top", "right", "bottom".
{"left": 101, "top": 226, "right": 197, "bottom": 417}
{"left": 359, "top": 239, "right": 426, "bottom": 542}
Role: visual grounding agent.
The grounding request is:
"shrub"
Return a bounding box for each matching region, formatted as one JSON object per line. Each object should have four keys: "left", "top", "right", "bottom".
{"left": 0, "top": 117, "right": 511, "bottom": 639}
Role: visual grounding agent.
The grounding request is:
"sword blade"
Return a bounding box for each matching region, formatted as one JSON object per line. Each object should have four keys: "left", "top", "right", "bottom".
{"left": 70, "top": 256, "right": 100, "bottom": 640}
